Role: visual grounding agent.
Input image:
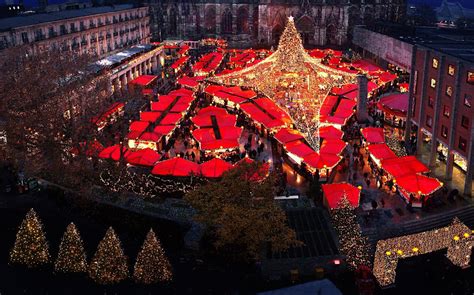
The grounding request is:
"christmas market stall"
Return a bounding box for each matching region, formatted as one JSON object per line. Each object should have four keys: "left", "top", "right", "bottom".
{"left": 361, "top": 127, "right": 385, "bottom": 144}
{"left": 366, "top": 143, "right": 397, "bottom": 167}
{"left": 125, "top": 148, "right": 161, "bottom": 167}
{"left": 199, "top": 158, "right": 233, "bottom": 178}
{"left": 204, "top": 85, "right": 256, "bottom": 108}
{"left": 177, "top": 76, "right": 205, "bottom": 91}
{"left": 303, "top": 152, "right": 342, "bottom": 180}
{"left": 381, "top": 155, "right": 430, "bottom": 179}
{"left": 322, "top": 183, "right": 361, "bottom": 210}
{"left": 395, "top": 174, "right": 443, "bottom": 207}
{"left": 377, "top": 93, "right": 409, "bottom": 128}
{"left": 151, "top": 157, "right": 200, "bottom": 177}
{"left": 128, "top": 75, "right": 158, "bottom": 93}
{"left": 91, "top": 102, "right": 125, "bottom": 131}
{"left": 98, "top": 144, "right": 130, "bottom": 161}
{"left": 192, "top": 52, "right": 224, "bottom": 76}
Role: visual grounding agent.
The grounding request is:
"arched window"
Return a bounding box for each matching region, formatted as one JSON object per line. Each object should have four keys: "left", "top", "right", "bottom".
{"left": 205, "top": 7, "right": 216, "bottom": 34}
{"left": 221, "top": 9, "right": 233, "bottom": 34}
{"left": 236, "top": 7, "right": 249, "bottom": 34}
{"left": 169, "top": 8, "right": 177, "bottom": 36}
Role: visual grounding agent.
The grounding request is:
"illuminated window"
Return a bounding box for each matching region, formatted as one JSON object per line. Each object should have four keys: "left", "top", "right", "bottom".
{"left": 458, "top": 136, "right": 467, "bottom": 151}
{"left": 448, "top": 65, "right": 455, "bottom": 76}
{"left": 467, "top": 71, "right": 474, "bottom": 85}
{"left": 446, "top": 85, "right": 453, "bottom": 97}
{"left": 441, "top": 125, "right": 448, "bottom": 138}
{"left": 443, "top": 105, "right": 450, "bottom": 117}
{"left": 465, "top": 94, "right": 472, "bottom": 108}
{"left": 428, "top": 96, "right": 434, "bottom": 107}
{"left": 426, "top": 115, "right": 432, "bottom": 127}
{"left": 430, "top": 78, "right": 437, "bottom": 88}
{"left": 461, "top": 116, "right": 469, "bottom": 129}
{"left": 432, "top": 58, "right": 439, "bottom": 69}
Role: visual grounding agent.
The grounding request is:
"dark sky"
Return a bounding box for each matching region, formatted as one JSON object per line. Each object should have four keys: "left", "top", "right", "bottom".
{"left": 7, "top": 0, "right": 474, "bottom": 11}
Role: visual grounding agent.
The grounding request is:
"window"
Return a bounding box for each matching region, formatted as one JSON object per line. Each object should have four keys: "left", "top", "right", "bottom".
{"left": 443, "top": 105, "right": 450, "bottom": 117}
{"left": 432, "top": 58, "right": 439, "bottom": 69}
{"left": 448, "top": 64, "right": 455, "bottom": 76}
{"left": 60, "top": 24, "right": 67, "bottom": 35}
{"left": 446, "top": 85, "right": 453, "bottom": 97}
{"left": 70, "top": 23, "right": 76, "bottom": 32}
{"left": 426, "top": 115, "right": 433, "bottom": 127}
{"left": 48, "top": 27, "right": 55, "bottom": 38}
{"left": 458, "top": 136, "right": 467, "bottom": 151}
{"left": 430, "top": 78, "right": 437, "bottom": 88}
{"left": 465, "top": 94, "right": 472, "bottom": 108}
{"left": 441, "top": 125, "right": 448, "bottom": 138}
{"left": 428, "top": 96, "right": 434, "bottom": 107}
{"left": 461, "top": 116, "right": 469, "bottom": 129}
{"left": 467, "top": 71, "right": 474, "bottom": 85}
{"left": 21, "top": 32, "right": 28, "bottom": 43}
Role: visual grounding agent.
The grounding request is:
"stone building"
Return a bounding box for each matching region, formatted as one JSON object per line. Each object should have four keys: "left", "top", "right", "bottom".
{"left": 148, "top": 0, "right": 406, "bottom": 47}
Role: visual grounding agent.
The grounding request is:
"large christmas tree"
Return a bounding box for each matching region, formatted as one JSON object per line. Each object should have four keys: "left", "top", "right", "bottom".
{"left": 89, "top": 227, "right": 129, "bottom": 284}
{"left": 331, "top": 196, "right": 372, "bottom": 269}
{"left": 133, "top": 229, "right": 173, "bottom": 284}
{"left": 10, "top": 208, "right": 50, "bottom": 268}
{"left": 55, "top": 223, "right": 88, "bottom": 273}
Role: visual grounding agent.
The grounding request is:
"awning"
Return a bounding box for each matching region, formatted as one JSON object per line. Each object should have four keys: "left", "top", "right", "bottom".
{"left": 377, "top": 93, "right": 409, "bottom": 117}
{"left": 319, "top": 139, "right": 346, "bottom": 155}
{"left": 381, "top": 156, "right": 430, "bottom": 178}
{"left": 200, "top": 158, "right": 233, "bottom": 178}
{"left": 128, "top": 75, "right": 157, "bottom": 87}
{"left": 396, "top": 174, "right": 443, "bottom": 196}
{"left": 129, "top": 121, "right": 150, "bottom": 132}
{"left": 366, "top": 144, "right": 397, "bottom": 163}
{"left": 125, "top": 148, "right": 160, "bottom": 167}
{"left": 177, "top": 76, "right": 205, "bottom": 89}
{"left": 284, "top": 140, "right": 315, "bottom": 158}
{"left": 318, "top": 126, "right": 343, "bottom": 140}
{"left": 303, "top": 152, "right": 342, "bottom": 170}
{"left": 98, "top": 144, "right": 130, "bottom": 161}
{"left": 274, "top": 128, "right": 304, "bottom": 144}
{"left": 151, "top": 157, "right": 200, "bottom": 177}
{"left": 361, "top": 127, "right": 385, "bottom": 144}
{"left": 322, "top": 183, "right": 361, "bottom": 209}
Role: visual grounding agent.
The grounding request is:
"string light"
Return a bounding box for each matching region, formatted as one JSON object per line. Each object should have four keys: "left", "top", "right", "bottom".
{"left": 373, "top": 218, "right": 473, "bottom": 287}
{"left": 54, "top": 223, "right": 87, "bottom": 273}
{"left": 9, "top": 208, "right": 50, "bottom": 268}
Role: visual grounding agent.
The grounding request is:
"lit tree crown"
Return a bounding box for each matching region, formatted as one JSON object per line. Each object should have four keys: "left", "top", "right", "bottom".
{"left": 55, "top": 222, "right": 87, "bottom": 273}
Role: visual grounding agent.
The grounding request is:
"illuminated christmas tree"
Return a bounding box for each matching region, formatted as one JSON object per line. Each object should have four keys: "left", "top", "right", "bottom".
{"left": 272, "top": 16, "right": 308, "bottom": 73}
{"left": 54, "top": 223, "right": 87, "bottom": 273}
{"left": 331, "top": 196, "right": 372, "bottom": 269}
{"left": 133, "top": 229, "right": 173, "bottom": 284}
{"left": 89, "top": 227, "right": 129, "bottom": 284}
{"left": 10, "top": 208, "right": 50, "bottom": 268}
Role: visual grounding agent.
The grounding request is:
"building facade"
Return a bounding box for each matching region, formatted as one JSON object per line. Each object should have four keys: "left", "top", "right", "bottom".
{"left": 0, "top": 5, "right": 150, "bottom": 57}
{"left": 407, "top": 46, "right": 474, "bottom": 196}
{"left": 147, "top": 0, "right": 406, "bottom": 47}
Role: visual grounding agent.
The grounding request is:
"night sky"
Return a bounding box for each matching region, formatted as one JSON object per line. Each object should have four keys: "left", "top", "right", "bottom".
{"left": 4, "top": 0, "right": 474, "bottom": 12}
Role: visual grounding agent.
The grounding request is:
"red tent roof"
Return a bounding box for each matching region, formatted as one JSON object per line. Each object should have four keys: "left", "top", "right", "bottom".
{"left": 254, "top": 98, "right": 292, "bottom": 125}
{"left": 192, "top": 112, "right": 237, "bottom": 128}
{"left": 160, "top": 113, "right": 182, "bottom": 125}
{"left": 151, "top": 95, "right": 176, "bottom": 111}
{"left": 151, "top": 157, "right": 200, "bottom": 177}
{"left": 153, "top": 125, "right": 175, "bottom": 137}
{"left": 171, "top": 56, "right": 190, "bottom": 69}
{"left": 284, "top": 140, "right": 315, "bottom": 158}
{"left": 381, "top": 156, "right": 430, "bottom": 178}
{"left": 129, "top": 75, "right": 157, "bottom": 87}
{"left": 377, "top": 93, "right": 409, "bottom": 117}
{"left": 129, "top": 121, "right": 150, "bottom": 132}
{"left": 192, "top": 52, "right": 224, "bottom": 74}
{"left": 303, "top": 152, "right": 342, "bottom": 170}
{"left": 200, "top": 158, "right": 233, "bottom": 178}
{"left": 319, "top": 139, "right": 346, "bottom": 155}
{"left": 396, "top": 174, "right": 442, "bottom": 196}
{"left": 308, "top": 49, "right": 326, "bottom": 59}
{"left": 322, "top": 183, "right": 361, "bottom": 209}
{"left": 318, "top": 125, "right": 343, "bottom": 140}
{"left": 139, "top": 131, "right": 163, "bottom": 142}
{"left": 169, "top": 88, "right": 194, "bottom": 97}
{"left": 178, "top": 44, "right": 190, "bottom": 55}
{"left": 198, "top": 106, "right": 228, "bottom": 116}
{"left": 91, "top": 102, "right": 125, "bottom": 126}
{"left": 366, "top": 144, "right": 397, "bottom": 162}
{"left": 98, "top": 145, "right": 130, "bottom": 161}
{"left": 240, "top": 103, "right": 287, "bottom": 129}
{"left": 361, "top": 127, "right": 385, "bottom": 144}
{"left": 274, "top": 128, "right": 304, "bottom": 144}
{"left": 192, "top": 127, "right": 242, "bottom": 150}
{"left": 351, "top": 60, "right": 383, "bottom": 73}
{"left": 126, "top": 148, "right": 160, "bottom": 167}
{"left": 206, "top": 85, "right": 257, "bottom": 105}
{"left": 377, "top": 71, "right": 398, "bottom": 83}
{"left": 177, "top": 76, "right": 205, "bottom": 88}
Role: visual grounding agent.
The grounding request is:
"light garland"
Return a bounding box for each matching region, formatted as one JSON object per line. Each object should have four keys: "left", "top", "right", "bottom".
{"left": 373, "top": 218, "right": 473, "bottom": 287}
{"left": 9, "top": 208, "right": 50, "bottom": 268}
{"left": 133, "top": 229, "right": 173, "bottom": 284}
{"left": 54, "top": 222, "right": 88, "bottom": 273}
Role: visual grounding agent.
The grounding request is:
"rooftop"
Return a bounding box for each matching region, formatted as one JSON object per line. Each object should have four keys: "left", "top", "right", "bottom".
{"left": 370, "top": 23, "right": 474, "bottom": 63}
{"left": 0, "top": 4, "right": 137, "bottom": 31}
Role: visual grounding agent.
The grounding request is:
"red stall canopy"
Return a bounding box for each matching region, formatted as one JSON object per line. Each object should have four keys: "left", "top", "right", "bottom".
{"left": 200, "top": 158, "right": 233, "bottom": 178}
{"left": 318, "top": 125, "right": 344, "bottom": 140}
{"left": 284, "top": 140, "right": 315, "bottom": 159}
{"left": 198, "top": 106, "right": 228, "bottom": 116}
{"left": 129, "top": 121, "right": 150, "bottom": 132}
{"left": 303, "top": 152, "right": 342, "bottom": 170}
{"left": 126, "top": 148, "right": 160, "bottom": 167}
{"left": 319, "top": 139, "right": 346, "bottom": 155}
{"left": 171, "top": 56, "right": 190, "bottom": 70}
{"left": 160, "top": 113, "right": 183, "bottom": 125}
{"left": 274, "top": 128, "right": 304, "bottom": 144}
{"left": 396, "top": 174, "right": 443, "bottom": 196}
{"left": 129, "top": 75, "right": 157, "bottom": 87}
{"left": 140, "top": 111, "right": 162, "bottom": 123}
{"left": 377, "top": 93, "right": 409, "bottom": 117}
{"left": 367, "top": 144, "right": 397, "bottom": 163}
{"left": 361, "top": 127, "right": 385, "bottom": 144}
{"left": 381, "top": 156, "right": 430, "bottom": 178}
{"left": 98, "top": 145, "right": 130, "bottom": 161}
{"left": 322, "top": 183, "right": 361, "bottom": 209}
{"left": 177, "top": 76, "right": 205, "bottom": 89}
{"left": 151, "top": 157, "right": 200, "bottom": 177}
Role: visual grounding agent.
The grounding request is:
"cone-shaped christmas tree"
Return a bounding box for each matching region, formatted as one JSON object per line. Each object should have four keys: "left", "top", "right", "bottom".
{"left": 54, "top": 223, "right": 87, "bottom": 273}
{"left": 10, "top": 208, "right": 50, "bottom": 268}
{"left": 331, "top": 195, "right": 372, "bottom": 269}
{"left": 133, "top": 229, "right": 173, "bottom": 284}
{"left": 89, "top": 227, "right": 129, "bottom": 284}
